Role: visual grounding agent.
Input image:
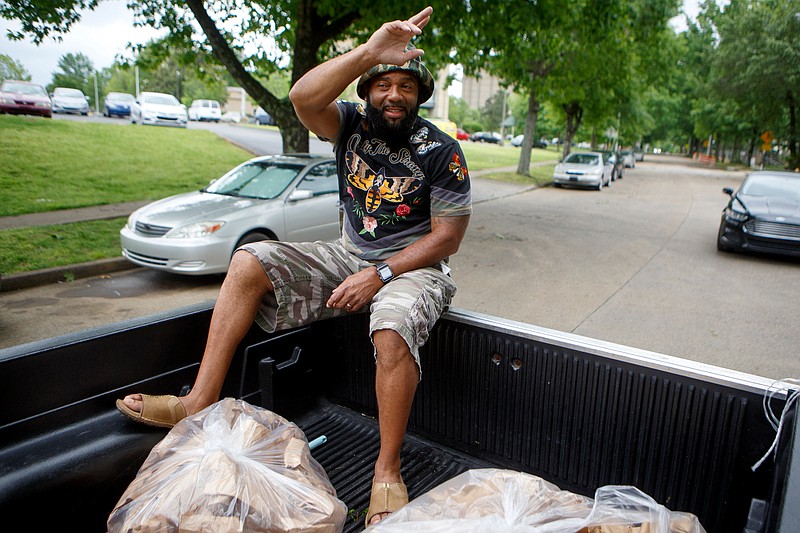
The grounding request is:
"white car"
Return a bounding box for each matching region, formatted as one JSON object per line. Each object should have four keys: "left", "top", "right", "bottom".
{"left": 51, "top": 87, "right": 89, "bottom": 115}
{"left": 120, "top": 154, "right": 341, "bottom": 275}
{"left": 621, "top": 150, "right": 636, "bottom": 168}
{"left": 188, "top": 99, "right": 222, "bottom": 122}
{"left": 220, "top": 111, "right": 242, "bottom": 123}
{"left": 131, "top": 92, "right": 188, "bottom": 128}
{"left": 552, "top": 151, "right": 613, "bottom": 190}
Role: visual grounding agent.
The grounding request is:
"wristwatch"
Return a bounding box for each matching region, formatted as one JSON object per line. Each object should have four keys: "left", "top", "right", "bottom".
{"left": 375, "top": 262, "right": 394, "bottom": 283}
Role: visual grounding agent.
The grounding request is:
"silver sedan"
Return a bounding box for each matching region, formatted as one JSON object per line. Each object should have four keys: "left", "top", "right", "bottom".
{"left": 120, "top": 154, "right": 341, "bottom": 275}
{"left": 552, "top": 151, "right": 613, "bottom": 190}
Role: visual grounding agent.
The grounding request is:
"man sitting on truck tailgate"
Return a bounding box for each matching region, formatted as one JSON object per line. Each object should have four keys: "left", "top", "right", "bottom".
{"left": 116, "top": 5, "right": 471, "bottom": 526}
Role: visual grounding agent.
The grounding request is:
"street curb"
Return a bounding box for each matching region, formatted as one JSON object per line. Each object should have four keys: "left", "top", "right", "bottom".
{"left": 1, "top": 257, "right": 137, "bottom": 293}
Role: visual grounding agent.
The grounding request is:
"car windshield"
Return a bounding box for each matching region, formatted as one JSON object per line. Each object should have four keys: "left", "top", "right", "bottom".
{"left": 203, "top": 161, "right": 303, "bottom": 200}
{"left": 2, "top": 82, "right": 47, "bottom": 96}
{"left": 56, "top": 88, "right": 83, "bottom": 97}
{"left": 565, "top": 153, "right": 599, "bottom": 165}
{"left": 142, "top": 94, "right": 179, "bottom": 106}
{"left": 741, "top": 175, "right": 800, "bottom": 201}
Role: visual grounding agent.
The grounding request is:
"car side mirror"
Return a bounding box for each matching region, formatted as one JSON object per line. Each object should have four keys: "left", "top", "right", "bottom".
{"left": 722, "top": 187, "right": 734, "bottom": 196}
{"left": 288, "top": 190, "right": 314, "bottom": 201}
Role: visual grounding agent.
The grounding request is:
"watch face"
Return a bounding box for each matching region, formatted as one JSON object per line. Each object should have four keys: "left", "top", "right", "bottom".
{"left": 377, "top": 264, "right": 393, "bottom": 282}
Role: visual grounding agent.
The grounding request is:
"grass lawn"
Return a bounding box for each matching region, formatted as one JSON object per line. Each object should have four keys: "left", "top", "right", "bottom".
{"left": 0, "top": 115, "right": 252, "bottom": 216}
{"left": 0, "top": 218, "right": 125, "bottom": 275}
{"left": 0, "top": 116, "right": 558, "bottom": 274}
{"left": 460, "top": 141, "right": 559, "bottom": 171}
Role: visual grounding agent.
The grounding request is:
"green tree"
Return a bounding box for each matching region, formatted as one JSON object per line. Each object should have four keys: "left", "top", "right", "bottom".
{"left": 0, "top": 53, "right": 30, "bottom": 82}
{"left": 131, "top": 38, "right": 229, "bottom": 105}
{"left": 455, "top": 0, "right": 575, "bottom": 174}
{"left": 49, "top": 52, "right": 95, "bottom": 98}
{"left": 711, "top": 0, "right": 800, "bottom": 168}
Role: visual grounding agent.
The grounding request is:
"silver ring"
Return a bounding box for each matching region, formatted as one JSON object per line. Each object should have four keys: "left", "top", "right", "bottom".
{"left": 346, "top": 303, "right": 351, "bottom": 308}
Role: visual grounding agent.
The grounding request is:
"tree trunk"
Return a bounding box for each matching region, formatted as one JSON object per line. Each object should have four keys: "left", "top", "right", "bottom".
{"left": 746, "top": 129, "right": 756, "bottom": 168}
{"left": 787, "top": 91, "right": 798, "bottom": 169}
{"left": 561, "top": 101, "right": 583, "bottom": 158}
{"left": 516, "top": 88, "right": 541, "bottom": 176}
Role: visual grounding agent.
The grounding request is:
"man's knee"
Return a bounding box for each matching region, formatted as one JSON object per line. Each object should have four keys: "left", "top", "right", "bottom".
{"left": 228, "top": 250, "right": 273, "bottom": 292}
{"left": 373, "top": 329, "right": 416, "bottom": 371}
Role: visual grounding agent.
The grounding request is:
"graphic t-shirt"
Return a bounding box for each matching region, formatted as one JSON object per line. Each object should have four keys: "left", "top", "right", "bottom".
{"left": 332, "top": 101, "right": 472, "bottom": 261}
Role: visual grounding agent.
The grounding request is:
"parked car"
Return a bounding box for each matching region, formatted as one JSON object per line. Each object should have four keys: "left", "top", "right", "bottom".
{"left": 552, "top": 151, "right": 613, "bottom": 190}
{"left": 51, "top": 87, "right": 89, "bottom": 115}
{"left": 252, "top": 107, "right": 275, "bottom": 125}
{"left": 0, "top": 79, "right": 52, "bottom": 118}
{"left": 621, "top": 149, "right": 636, "bottom": 168}
{"left": 511, "top": 135, "right": 547, "bottom": 148}
{"left": 220, "top": 111, "right": 242, "bottom": 123}
{"left": 120, "top": 154, "right": 341, "bottom": 275}
{"left": 634, "top": 148, "right": 645, "bottom": 162}
{"left": 470, "top": 131, "right": 502, "bottom": 144}
{"left": 600, "top": 150, "right": 624, "bottom": 181}
{"left": 188, "top": 99, "right": 222, "bottom": 122}
{"left": 130, "top": 92, "right": 188, "bottom": 128}
{"left": 716, "top": 170, "right": 800, "bottom": 257}
{"left": 456, "top": 128, "right": 469, "bottom": 141}
{"left": 103, "top": 92, "right": 135, "bottom": 118}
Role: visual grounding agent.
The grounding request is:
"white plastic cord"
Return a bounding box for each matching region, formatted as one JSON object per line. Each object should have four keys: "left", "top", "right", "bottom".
{"left": 752, "top": 378, "right": 800, "bottom": 471}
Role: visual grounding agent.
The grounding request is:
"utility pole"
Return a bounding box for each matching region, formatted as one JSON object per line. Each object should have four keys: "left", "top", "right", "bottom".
{"left": 93, "top": 71, "right": 99, "bottom": 114}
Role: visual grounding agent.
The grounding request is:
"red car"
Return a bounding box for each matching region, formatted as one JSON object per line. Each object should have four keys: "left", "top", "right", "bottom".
{"left": 456, "top": 128, "right": 469, "bottom": 141}
{"left": 0, "top": 80, "right": 52, "bottom": 118}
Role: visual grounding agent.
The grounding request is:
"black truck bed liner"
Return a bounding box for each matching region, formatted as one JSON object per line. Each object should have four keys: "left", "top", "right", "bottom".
{"left": 297, "top": 402, "right": 491, "bottom": 532}
{"left": 0, "top": 302, "right": 797, "bottom": 532}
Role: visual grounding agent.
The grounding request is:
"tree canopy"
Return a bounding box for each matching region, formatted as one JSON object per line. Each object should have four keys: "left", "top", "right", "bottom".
{"left": 0, "top": 53, "right": 30, "bottom": 82}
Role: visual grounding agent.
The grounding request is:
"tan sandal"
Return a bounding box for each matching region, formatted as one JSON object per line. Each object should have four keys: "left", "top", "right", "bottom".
{"left": 115, "top": 394, "right": 187, "bottom": 429}
{"left": 365, "top": 478, "right": 408, "bottom": 527}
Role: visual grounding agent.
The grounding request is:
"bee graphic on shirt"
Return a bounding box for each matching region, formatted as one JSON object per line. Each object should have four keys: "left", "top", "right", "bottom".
{"left": 345, "top": 151, "right": 422, "bottom": 214}
{"left": 448, "top": 152, "right": 468, "bottom": 181}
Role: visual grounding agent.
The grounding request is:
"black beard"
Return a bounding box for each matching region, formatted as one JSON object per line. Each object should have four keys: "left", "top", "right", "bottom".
{"left": 365, "top": 101, "right": 419, "bottom": 144}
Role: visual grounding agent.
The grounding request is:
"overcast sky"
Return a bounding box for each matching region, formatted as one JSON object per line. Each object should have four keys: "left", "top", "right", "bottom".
{"left": 1, "top": 1, "right": 702, "bottom": 90}
{"left": 0, "top": 1, "right": 163, "bottom": 87}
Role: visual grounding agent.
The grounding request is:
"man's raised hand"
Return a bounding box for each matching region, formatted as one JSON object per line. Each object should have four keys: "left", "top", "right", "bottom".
{"left": 365, "top": 6, "right": 433, "bottom": 66}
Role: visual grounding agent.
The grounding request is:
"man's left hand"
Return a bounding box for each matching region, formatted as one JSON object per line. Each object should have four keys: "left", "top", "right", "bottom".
{"left": 327, "top": 268, "right": 383, "bottom": 312}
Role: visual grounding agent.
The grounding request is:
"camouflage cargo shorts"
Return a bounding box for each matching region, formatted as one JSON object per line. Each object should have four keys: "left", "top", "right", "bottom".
{"left": 238, "top": 240, "right": 457, "bottom": 371}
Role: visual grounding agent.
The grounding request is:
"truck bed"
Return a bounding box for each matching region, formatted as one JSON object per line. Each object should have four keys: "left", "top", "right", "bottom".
{"left": 0, "top": 302, "right": 797, "bottom": 532}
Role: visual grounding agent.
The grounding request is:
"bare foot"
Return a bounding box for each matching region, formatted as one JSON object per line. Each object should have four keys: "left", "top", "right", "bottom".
{"left": 368, "top": 511, "right": 392, "bottom": 525}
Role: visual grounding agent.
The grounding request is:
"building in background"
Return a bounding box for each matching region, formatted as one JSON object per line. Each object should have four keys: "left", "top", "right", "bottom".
{"left": 461, "top": 70, "right": 502, "bottom": 110}
{"left": 225, "top": 87, "right": 255, "bottom": 117}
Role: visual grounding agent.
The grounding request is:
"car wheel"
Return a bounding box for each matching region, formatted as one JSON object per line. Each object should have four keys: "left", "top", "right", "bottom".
{"left": 596, "top": 180, "right": 603, "bottom": 191}
{"left": 233, "top": 231, "right": 275, "bottom": 254}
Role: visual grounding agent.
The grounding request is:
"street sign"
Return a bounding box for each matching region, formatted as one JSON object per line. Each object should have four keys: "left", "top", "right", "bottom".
{"left": 760, "top": 130, "right": 774, "bottom": 144}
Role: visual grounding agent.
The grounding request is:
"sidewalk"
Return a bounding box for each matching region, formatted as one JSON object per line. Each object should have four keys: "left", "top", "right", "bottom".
{"left": 0, "top": 166, "right": 552, "bottom": 292}
{"left": 0, "top": 200, "right": 151, "bottom": 230}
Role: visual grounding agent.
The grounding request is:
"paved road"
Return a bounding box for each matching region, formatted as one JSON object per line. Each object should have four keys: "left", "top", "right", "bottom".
{"left": 2, "top": 156, "right": 798, "bottom": 381}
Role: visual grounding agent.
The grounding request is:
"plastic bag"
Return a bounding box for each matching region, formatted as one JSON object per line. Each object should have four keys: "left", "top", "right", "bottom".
{"left": 370, "top": 469, "right": 705, "bottom": 533}
{"left": 107, "top": 398, "right": 346, "bottom": 533}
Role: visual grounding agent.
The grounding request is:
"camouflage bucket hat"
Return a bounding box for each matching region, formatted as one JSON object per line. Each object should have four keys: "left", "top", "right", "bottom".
{"left": 356, "top": 43, "right": 435, "bottom": 105}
